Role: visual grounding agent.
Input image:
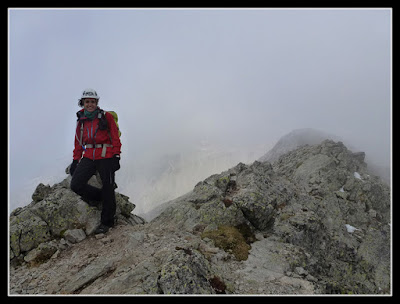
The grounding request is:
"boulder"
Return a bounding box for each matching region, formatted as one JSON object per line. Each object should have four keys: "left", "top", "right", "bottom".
{"left": 158, "top": 249, "right": 215, "bottom": 294}
{"left": 10, "top": 208, "right": 52, "bottom": 259}
{"left": 64, "top": 229, "right": 87, "bottom": 244}
{"left": 32, "top": 183, "right": 52, "bottom": 202}
{"left": 9, "top": 176, "right": 145, "bottom": 264}
{"left": 23, "top": 240, "right": 58, "bottom": 265}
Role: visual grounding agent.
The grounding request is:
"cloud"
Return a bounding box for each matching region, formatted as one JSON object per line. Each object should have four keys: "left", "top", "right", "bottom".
{"left": 9, "top": 8, "right": 391, "bottom": 212}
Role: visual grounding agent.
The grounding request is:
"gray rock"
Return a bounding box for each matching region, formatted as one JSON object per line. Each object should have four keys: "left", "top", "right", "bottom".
{"left": 158, "top": 249, "right": 215, "bottom": 294}
{"left": 32, "top": 183, "right": 52, "bottom": 202}
{"left": 295, "top": 267, "right": 308, "bottom": 276}
{"left": 94, "top": 258, "right": 161, "bottom": 294}
{"left": 64, "top": 229, "right": 87, "bottom": 244}
{"left": 85, "top": 210, "right": 102, "bottom": 235}
{"left": 61, "top": 258, "right": 116, "bottom": 294}
{"left": 10, "top": 208, "right": 52, "bottom": 259}
{"left": 127, "top": 231, "right": 145, "bottom": 247}
{"left": 9, "top": 177, "right": 145, "bottom": 264}
{"left": 23, "top": 240, "right": 58, "bottom": 265}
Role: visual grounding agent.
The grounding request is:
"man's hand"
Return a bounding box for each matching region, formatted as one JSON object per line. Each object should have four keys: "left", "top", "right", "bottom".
{"left": 70, "top": 160, "right": 79, "bottom": 176}
{"left": 112, "top": 155, "right": 120, "bottom": 172}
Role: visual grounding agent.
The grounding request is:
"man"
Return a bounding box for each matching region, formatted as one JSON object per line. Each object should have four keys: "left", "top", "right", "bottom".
{"left": 69, "top": 88, "right": 121, "bottom": 234}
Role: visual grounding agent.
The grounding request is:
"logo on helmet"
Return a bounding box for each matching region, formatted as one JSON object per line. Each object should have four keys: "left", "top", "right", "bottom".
{"left": 84, "top": 91, "right": 96, "bottom": 97}
{"left": 78, "top": 88, "right": 100, "bottom": 107}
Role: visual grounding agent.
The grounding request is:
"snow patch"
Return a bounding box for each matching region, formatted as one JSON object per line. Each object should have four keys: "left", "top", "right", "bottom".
{"left": 345, "top": 224, "right": 360, "bottom": 233}
{"left": 354, "top": 172, "right": 362, "bottom": 180}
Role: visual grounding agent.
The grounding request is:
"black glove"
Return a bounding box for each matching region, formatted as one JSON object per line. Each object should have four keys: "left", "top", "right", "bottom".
{"left": 70, "top": 160, "right": 79, "bottom": 176}
{"left": 112, "top": 155, "right": 120, "bottom": 172}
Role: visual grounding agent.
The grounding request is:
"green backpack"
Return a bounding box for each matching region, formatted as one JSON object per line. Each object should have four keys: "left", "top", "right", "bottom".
{"left": 106, "top": 111, "right": 121, "bottom": 137}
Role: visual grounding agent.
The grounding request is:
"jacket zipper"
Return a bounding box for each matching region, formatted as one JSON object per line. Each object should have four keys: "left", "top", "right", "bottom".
{"left": 85, "top": 119, "right": 101, "bottom": 160}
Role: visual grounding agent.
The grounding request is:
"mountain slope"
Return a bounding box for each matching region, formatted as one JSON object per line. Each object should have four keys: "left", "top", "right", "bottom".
{"left": 9, "top": 140, "right": 391, "bottom": 295}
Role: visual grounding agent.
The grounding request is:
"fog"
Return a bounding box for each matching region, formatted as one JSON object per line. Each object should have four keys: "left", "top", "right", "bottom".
{"left": 9, "top": 8, "right": 391, "bottom": 214}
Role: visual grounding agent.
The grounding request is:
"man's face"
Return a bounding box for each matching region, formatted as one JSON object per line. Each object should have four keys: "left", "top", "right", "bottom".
{"left": 83, "top": 98, "right": 98, "bottom": 112}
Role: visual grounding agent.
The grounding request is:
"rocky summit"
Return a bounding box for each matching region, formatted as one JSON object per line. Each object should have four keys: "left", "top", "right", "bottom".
{"left": 9, "top": 140, "right": 391, "bottom": 295}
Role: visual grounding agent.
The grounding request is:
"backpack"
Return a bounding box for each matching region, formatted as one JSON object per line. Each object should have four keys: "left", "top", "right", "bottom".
{"left": 106, "top": 111, "right": 121, "bottom": 137}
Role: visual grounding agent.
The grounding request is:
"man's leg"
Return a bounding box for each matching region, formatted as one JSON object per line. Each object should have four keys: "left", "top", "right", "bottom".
{"left": 96, "top": 158, "right": 116, "bottom": 227}
{"left": 70, "top": 158, "right": 102, "bottom": 202}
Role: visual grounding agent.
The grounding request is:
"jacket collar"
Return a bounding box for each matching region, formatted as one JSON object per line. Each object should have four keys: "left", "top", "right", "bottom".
{"left": 76, "top": 107, "right": 104, "bottom": 121}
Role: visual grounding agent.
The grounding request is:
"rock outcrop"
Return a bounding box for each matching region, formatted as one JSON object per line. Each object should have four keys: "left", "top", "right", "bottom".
{"left": 10, "top": 175, "right": 145, "bottom": 266}
{"left": 9, "top": 140, "right": 391, "bottom": 295}
{"left": 258, "top": 128, "right": 390, "bottom": 185}
{"left": 258, "top": 128, "right": 342, "bottom": 163}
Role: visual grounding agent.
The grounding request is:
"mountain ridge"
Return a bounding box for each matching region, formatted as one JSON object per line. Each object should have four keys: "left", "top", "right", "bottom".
{"left": 258, "top": 128, "right": 390, "bottom": 184}
{"left": 9, "top": 139, "right": 391, "bottom": 295}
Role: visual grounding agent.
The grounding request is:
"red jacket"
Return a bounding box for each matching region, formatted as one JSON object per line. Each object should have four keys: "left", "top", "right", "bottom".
{"left": 73, "top": 108, "right": 122, "bottom": 161}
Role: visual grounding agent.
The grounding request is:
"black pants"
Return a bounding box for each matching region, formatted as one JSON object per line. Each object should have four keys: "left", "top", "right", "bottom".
{"left": 70, "top": 157, "right": 116, "bottom": 227}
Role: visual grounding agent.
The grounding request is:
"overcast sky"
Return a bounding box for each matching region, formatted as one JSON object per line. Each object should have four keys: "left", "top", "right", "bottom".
{"left": 8, "top": 8, "right": 391, "bottom": 211}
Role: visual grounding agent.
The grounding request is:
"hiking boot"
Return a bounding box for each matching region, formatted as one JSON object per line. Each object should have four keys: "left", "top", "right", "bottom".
{"left": 95, "top": 224, "right": 110, "bottom": 234}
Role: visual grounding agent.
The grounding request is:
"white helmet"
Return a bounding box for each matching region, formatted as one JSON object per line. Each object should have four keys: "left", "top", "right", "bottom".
{"left": 78, "top": 88, "right": 100, "bottom": 107}
{"left": 81, "top": 88, "right": 99, "bottom": 100}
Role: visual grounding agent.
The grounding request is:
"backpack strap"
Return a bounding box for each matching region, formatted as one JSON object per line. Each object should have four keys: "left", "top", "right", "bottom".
{"left": 80, "top": 122, "right": 84, "bottom": 146}
{"left": 94, "top": 109, "right": 113, "bottom": 158}
{"left": 76, "top": 111, "right": 86, "bottom": 151}
{"left": 93, "top": 109, "right": 110, "bottom": 140}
